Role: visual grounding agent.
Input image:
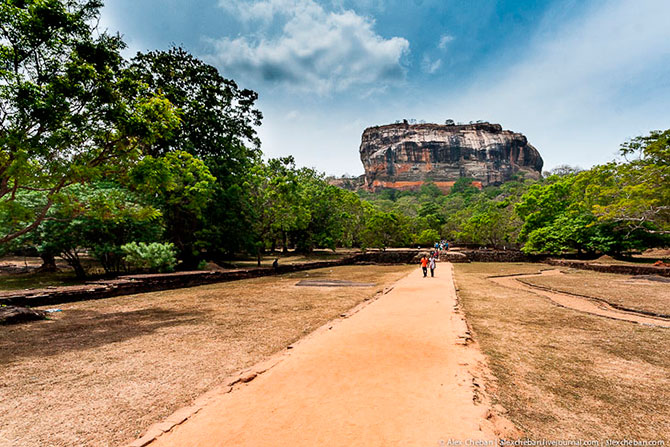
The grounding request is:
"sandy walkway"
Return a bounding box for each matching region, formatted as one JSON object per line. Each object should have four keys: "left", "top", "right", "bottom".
{"left": 141, "top": 265, "right": 501, "bottom": 447}
{"left": 491, "top": 270, "right": 670, "bottom": 328}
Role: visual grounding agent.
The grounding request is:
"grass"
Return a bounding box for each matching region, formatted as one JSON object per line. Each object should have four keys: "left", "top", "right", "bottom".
{"left": 0, "top": 271, "right": 85, "bottom": 291}
{"left": 0, "top": 250, "right": 359, "bottom": 291}
{"left": 520, "top": 269, "right": 670, "bottom": 316}
{"left": 226, "top": 249, "right": 355, "bottom": 268}
{"left": 0, "top": 264, "right": 413, "bottom": 447}
{"left": 454, "top": 262, "right": 670, "bottom": 441}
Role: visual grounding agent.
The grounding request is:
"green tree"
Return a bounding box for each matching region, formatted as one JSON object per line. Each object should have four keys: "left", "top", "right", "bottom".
{"left": 128, "top": 47, "right": 262, "bottom": 174}
{"left": 0, "top": 0, "right": 179, "bottom": 244}
{"left": 128, "top": 47, "right": 264, "bottom": 257}
{"left": 361, "top": 210, "right": 411, "bottom": 250}
{"left": 515, "top": 171, "right": 658, "bottom": 255}
{"left": 245, "top": 157, "right": 311, "bottom": 264}
{"left": 589, "top": 130, "right": 670, "bottom": 235}
{"left": 414, "top": 228, "right": 440, "bottom": 247}
{"left": 35, "top": 183, "right": 162, "bottom": 278}
{"left": 130, "top": 151, "right": 216, "bottom": 267}
{"left": 459, "top": 202, "right": 518, "bottom": 247}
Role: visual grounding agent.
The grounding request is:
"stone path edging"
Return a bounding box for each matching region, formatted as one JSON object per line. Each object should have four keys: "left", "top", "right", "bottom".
{"left": 128, "top": 264, "right": 520, "bottom": 447}
{"left": 122, "top": 283, "right": 398, "bottom": 447}
{"left": 0, "top": 251, "right": 422, "bottom": 309}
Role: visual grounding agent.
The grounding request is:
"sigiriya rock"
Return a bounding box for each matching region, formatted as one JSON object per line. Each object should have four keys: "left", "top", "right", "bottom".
{"left": 358, "top": 121, "right": 543, "bottom": 191}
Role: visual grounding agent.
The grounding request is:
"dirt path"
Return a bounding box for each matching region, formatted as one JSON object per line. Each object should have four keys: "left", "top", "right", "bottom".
{"left": 137, "top": 265, "right": 505, "bottom": 447}
{"left": 491, "top": 270, "right": 670, "bottom": 328}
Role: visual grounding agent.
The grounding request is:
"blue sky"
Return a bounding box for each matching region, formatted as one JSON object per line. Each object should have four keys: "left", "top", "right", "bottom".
{"left": 100, "top": 0, "right": 670, "bottom": 176}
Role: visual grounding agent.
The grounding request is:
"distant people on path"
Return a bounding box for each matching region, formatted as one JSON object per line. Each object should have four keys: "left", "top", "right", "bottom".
{"left": 420, "top": 256, "right": 428, "bottom": 277}
{"left": 429, "top": 255, "right": 436, "bottom": 277}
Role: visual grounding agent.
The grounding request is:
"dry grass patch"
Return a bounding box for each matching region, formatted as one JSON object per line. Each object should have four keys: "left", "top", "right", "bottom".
{"left": 454, "top": 262, "right": 670, "bottom": 441}
{"left": 520, "top": 269, "right": 670, "bottom": 316}
{"left": 0, "top": 264, "right": 412, "bottom": 447}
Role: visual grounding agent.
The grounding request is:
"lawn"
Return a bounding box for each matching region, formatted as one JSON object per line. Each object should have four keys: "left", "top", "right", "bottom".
{"left": 454, "top": 263, "right": 670, "bottom": 441}
{"left": 0, "top": 264, "right": 413, "bottom": 447}
{"left": 0, "top": 250, "right": 360, "bottom": 291}
{"left": 519, "top": 268, "right": 670, "bottom": 316}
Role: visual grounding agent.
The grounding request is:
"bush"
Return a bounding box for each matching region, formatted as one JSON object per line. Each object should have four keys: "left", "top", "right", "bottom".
{"left": 121, "top": 242, "right": 177, "bottom": 273}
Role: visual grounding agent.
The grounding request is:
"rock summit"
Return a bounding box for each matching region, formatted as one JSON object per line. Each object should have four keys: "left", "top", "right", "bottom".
{"left": 359, "top": 121, "right": 543, "bottom": 191}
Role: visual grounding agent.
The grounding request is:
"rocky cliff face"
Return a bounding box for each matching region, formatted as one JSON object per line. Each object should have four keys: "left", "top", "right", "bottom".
{"left": 359, "top": 122, "right": 543, "bottom": 191}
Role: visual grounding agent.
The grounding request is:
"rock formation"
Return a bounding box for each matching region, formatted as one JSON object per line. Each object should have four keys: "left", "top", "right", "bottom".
{"left": 359, "top": 122, "right": 543, "bottom": 191}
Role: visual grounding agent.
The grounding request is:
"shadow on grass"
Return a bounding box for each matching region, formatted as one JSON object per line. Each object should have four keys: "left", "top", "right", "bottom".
{"left": 0, "top": 307, "right": 206, "bottom": 364}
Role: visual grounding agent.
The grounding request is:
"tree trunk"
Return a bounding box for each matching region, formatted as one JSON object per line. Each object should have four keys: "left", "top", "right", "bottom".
{"left": 282, "top": 231, "right": 288, "bottom": 254}
{"left": 62, "top": 250, "right": 86, "bottom": 279}
{"left": 70, "top": 259, "right": 87, "bottom": 279}
{"left": 37, "top": 252, "right": 58, "bottom": 272}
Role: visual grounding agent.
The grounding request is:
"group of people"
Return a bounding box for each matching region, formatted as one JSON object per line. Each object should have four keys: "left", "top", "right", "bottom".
{"left": 434, "top": 240, "right": 449, "bottom": 252}
{"left": 420, "top": 254, "right": 437, "bottom": 278}
{"left": 420, "top": 240, "right": 451, "bottom": 278}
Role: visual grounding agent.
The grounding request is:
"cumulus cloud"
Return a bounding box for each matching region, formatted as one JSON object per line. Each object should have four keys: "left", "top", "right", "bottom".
{"left": 210, "top": 0, "right": 409, "bottom": 94}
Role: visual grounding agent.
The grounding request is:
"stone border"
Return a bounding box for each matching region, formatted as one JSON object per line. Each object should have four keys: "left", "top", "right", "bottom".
{"left": 546, "top": 259, "right": 670, "bottom": 277}
{"left": 10, "top": 250, "right": 664, "bottom": 309}
{"left": 122, "top": 281, "right": 399, "bottom": 447}
{"left": 0, "top": 251, "right": 422, "bottom": 308}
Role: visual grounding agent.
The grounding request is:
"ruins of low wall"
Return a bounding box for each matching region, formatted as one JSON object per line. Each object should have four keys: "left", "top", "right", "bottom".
{"left": 458, "top": 249, "right": 546, "bottom": 263}
{"left": 11, "top": 250, "right": 664, "bottom": 310}
{"left": 545, "top": 259, "right": 670, "bottom": 277}
{"left": 0, "top": 251, "right": 424, "bottom": 309}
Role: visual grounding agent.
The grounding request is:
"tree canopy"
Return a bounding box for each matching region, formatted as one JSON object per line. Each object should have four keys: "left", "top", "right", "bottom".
{"left": 0, "top": 0, "right": 179, "bottom": 244}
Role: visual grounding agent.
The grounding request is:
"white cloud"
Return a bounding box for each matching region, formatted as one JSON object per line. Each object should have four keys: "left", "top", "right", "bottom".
{"left": 437, "top": 34, "right": 453, "bottom": 49}
{"left": 421, "top": 55, "right": 441, "bottom": 74}
{"left": 429, "top": 0, "right": 670, "bottom": 171}
{"left": 209, "top": 0, "right": 409, "bottom": 94}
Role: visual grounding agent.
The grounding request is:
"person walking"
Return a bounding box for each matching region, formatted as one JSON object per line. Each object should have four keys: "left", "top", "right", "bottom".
{"left": 429, "top": 255, "right": 436, "bottom": 277}
{"left": 420, "top": 256, "right": 428, "bottom": 278}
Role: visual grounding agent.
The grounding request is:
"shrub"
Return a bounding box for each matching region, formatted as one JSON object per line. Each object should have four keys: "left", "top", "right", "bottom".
{"left": 121, "top": 242, "right": 177, "bottom": 273}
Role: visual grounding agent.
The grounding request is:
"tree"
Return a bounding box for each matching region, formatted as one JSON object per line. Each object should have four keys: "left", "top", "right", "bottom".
{"left": 459, "top": 203, "right": 518, "bottom": 247}
{"left": 414, "top": 228, "right": 440, "bottom": 247}
{"left": 244, "top": 157, "right": 310, "bottom": 264}
{"left": 515, "top": 172, "right": 659, "bottom": 255}
{"left": 0, "top": 0, "right": 179, "bottom": 244}
{"left": 129, "top": 151, "right": 216, "bottom": 267}
{"left": 360, "top": 210, "right": 411, "bottom": 250}
{"left": 128, "top": 47, "right": 264, "bottom": 257}
{"left": 128, "top": 47, "right": 262, "bottom": 181}
{"left": 35, "top": 183, "right": 162, "bottom": 278}
{"left": 546, "top": 164, "right": 583, "bottom": 177}
{"left": 588, "top": 130, "right": 670, "bottom": 235}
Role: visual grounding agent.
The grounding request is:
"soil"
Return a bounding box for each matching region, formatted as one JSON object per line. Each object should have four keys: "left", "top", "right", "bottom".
{"left": 0, "top": 265, "right": 412, "bottom": 447}
{"left": 521, "top": 268, "right": 670, "bottom": 316}
{"left": 454, "top": 262, "right": 670, "bottom": 440}
{"left": 491, "top": 270, "right": 670, "bottom": 327}
{"left": 145, "top": 264, "right": 516, "bottom": 447}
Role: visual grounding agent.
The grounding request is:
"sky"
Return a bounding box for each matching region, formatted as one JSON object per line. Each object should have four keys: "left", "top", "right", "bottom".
{"left": 100, "top": 0, "right": 670, "bottom": 176}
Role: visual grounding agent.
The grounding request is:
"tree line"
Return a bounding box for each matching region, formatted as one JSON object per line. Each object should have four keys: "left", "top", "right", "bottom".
{"left": 1, "top": 0, "right": 668, "bottom": 278}
{"left": 360, "top": 130, "right": 669, "bottom": 256}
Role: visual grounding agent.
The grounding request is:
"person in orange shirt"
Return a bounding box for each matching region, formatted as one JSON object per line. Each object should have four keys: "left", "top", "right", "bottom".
{"left": 420, "top": 256, "right": 428, "bottom": 277}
